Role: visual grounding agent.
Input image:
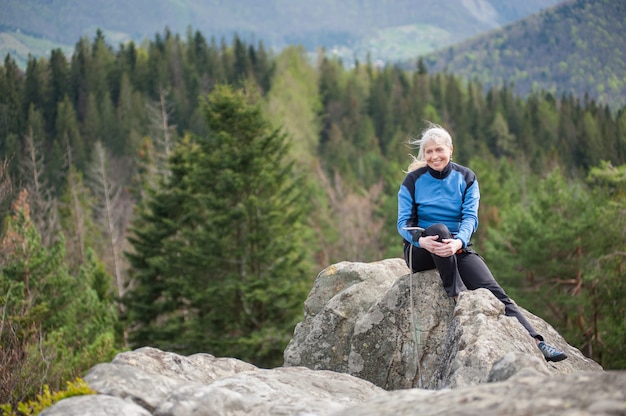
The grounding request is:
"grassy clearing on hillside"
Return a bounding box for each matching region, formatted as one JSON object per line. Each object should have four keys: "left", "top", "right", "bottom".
{"left": 333, "top": 24, "right": 455, "bottom": 66}
{"left": 0, "top": 32, "right": 73, "bottom": 69}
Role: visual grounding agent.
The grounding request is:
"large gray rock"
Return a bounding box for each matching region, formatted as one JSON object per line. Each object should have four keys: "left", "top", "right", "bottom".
{"left": 40, "top": 394, "right": 151, "bottom": 416}
{"left": 431, "top": 287, "right": 601, "bottom": 389}
{"left": 41, "top": 259, "right": 615, "bottom": 416}
{"left": 329, "top": 371, "right": 626, "bottom": 416}
{"left": 283, "top": 259, "right": 409, "bottom": 373}
{"left": 284, "top": 258, "right": 602, "bottom": 390}
{"left": 111, "top": 347, "right": 257, "bottom": 384}
{"left": 41, "top": 347, "right": 385, "bottom": 416}
{"left": 152, "top": 367, "right": 384, "bottom": 416}
{"left": 40, "top": 347, "right": 625, "bottom": 416}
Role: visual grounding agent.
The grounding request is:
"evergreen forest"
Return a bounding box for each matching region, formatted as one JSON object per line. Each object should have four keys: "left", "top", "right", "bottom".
{"left": 0, "top": 28, "right": 625, "bottom": 407}
{"left": 1, "top": 0, "right": 561, "bottom": 69}
{"left": 421, "top": 0, "right": 626, "bottom": 110}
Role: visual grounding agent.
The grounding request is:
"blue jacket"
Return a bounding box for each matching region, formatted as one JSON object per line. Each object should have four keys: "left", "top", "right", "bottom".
{"left": 397, "top": 162, "right": 479, "bottom": 248}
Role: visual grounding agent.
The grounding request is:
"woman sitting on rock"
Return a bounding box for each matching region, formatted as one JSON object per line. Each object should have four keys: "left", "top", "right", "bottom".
{"left": 397, "top": 122, "right": 567, "bottom": 362}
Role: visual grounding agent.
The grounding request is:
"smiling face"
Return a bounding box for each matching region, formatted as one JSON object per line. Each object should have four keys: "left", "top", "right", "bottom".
{"left": 423, "top": 140, "right": 453, "bottom": 172}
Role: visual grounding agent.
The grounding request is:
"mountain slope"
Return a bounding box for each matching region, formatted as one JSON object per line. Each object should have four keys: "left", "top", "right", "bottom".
{"left": 0, "top": 0, "right": 561, "bottom": 67}
{"left": 420, "top": 0, "right": 626, "bottom": 109}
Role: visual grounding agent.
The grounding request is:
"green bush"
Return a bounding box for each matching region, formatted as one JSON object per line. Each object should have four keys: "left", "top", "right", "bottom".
{"left": 0, "top": 378, "right": 95, "bottom": 416}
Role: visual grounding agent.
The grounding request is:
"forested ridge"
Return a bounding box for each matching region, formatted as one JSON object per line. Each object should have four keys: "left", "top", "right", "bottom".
{"left": 0, "top": 24, "right": 625, "bottom": 409}
{"left": 1, "top": 0, "right": 560, "bottom": 69}
{"left": 421, "top": 0, "right": 626, "bottom": 110}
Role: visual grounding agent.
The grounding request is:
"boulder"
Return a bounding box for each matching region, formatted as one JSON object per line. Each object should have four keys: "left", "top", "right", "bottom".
{"left": 284, "top": 258, "right": 603, "bottom": 389}
{"left": 41, "top": 347, "right": 385, "bottom": 416}
{"left": 40, "top": 259, "right": 616, "bottom": 416}
{"left": 283, "top": 259, "right": 409, "bottom": 373}
{"left": 40, "top": 394, "right": 151, "bottom": 416}
{"left": 39, "top": 347, "right": 625, "bottom": 416}
{"left": 329, "top": 371, "right": 626, "bottom": 416}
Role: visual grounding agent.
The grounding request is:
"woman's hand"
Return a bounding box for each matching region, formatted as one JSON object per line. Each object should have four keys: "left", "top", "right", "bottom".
{"left": 419, "top": 236, "right": 463, "bottom": 257}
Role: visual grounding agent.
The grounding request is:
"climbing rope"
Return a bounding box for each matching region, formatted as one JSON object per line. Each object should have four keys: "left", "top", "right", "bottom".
{"left": 406, "top": 229, "right": 424, "bottom": 389}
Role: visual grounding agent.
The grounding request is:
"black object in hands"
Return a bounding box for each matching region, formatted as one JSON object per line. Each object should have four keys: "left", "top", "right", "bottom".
{"left": 404, "top": 227, "right": 425, "bottom": 241}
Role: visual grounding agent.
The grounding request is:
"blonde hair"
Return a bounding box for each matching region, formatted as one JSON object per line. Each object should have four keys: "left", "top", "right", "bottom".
{"left": 406, "top": 122, "right": 453, "bottom": 172}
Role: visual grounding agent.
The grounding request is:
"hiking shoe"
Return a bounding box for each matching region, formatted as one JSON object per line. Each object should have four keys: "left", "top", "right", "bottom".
{"left": 538, "top": 341, "right": 568, "bottom": 362}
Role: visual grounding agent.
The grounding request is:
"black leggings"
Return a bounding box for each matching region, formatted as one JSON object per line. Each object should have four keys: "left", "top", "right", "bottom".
{"left": 404, "top": 223, "right": 541, "bottom": 340}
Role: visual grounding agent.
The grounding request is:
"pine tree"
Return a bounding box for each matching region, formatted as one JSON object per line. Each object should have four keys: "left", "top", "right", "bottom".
{"left": 482, "top": 166, "right": 626, "bottom": 368}
{"left": 125, "top": 84, "right": 313, "bottom": 367}
{"left": 0, "top": 55, "right": 23, "bottom": 159}
{"left": 0, "top": 190, "right": 118, "bottom": 405}
{"left": 55, "top": 96, "right": 85, "bottom": 174}
{"left": 69, "top": 37, "right": 92, "bottom": 121}
{"left": 233, "top": 35, "right": 251, "bottom": 85}
{"left": 22, "top": 57, "right": 47, "bottom": 125}
{"left": 116, "top": 71, "right": 146, "bottom": 157}
{"left": 586, "top": 162, "right": 626, "bottom": 369}
{"left": 46, "top": 49, "right": 70, "bottom": 135}
{"left": 489, "top": 112, "right": 516, "bottom": 157}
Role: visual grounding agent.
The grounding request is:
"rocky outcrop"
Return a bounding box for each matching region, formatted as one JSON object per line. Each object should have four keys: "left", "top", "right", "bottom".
{"left": 284, "top": 258, "right": 602, "bottom": 390}
{"left": 39, "top": 348, "right": 626, "bottom": 416}
{"left": 330, "top": 370, "right": 626, "bottom": 416}
{"left": 41, "top": 347, "right": 385, "bottom": 416}
{"left": 40, "top": 259, "right": 620, "bottom": 416}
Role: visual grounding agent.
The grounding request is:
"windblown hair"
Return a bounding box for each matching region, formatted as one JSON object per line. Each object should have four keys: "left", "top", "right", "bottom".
{"left": 406, "top": 122, "right": 453, "bottom": 172}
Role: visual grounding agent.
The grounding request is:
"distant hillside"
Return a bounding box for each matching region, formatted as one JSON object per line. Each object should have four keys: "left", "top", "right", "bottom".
{"left": 0, "top": 0, "right": 561, "bottom": 68}
{"left": 419, "top": 0, "right": 626, "bottom": 110}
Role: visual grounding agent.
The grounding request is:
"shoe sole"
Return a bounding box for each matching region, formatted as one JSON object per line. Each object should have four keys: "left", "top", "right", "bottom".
{"left": 545, "top": 353, "right": 567, "bottom": 362}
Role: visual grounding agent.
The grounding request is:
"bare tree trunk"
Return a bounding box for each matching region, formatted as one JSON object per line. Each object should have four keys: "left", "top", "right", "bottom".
{"left": 20, "top": 129, "right": 59, "bottom": 248}
{"left": 90, "top": 141, "right": 129, "bottom": 345}
{"left": 160, "top": 87, "right": 173, "bottom": 158}
{"left": 145, "top": 86, "right": 177, "bottom": 174}
{"left": 311, "top": 163, "right": 386, "bottom": 264}
{"left": 64, "top": 139, "right": 86, "bottom": 266}
{"left": 0, "top": 157, "right": 13, "bottom": 206}
{"left": 91, "top": 142, "right": 123, "bottom": 299}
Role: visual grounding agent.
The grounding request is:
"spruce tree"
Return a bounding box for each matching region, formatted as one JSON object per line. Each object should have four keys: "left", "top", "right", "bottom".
{"left": 0, "top": 190, "right": 118, "bottom": 405}
{"left": 125, "top": 84, "right": 312, "bottom": 367}
{"left": 0, "top": 55, "right": 23, "bottom": 159}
